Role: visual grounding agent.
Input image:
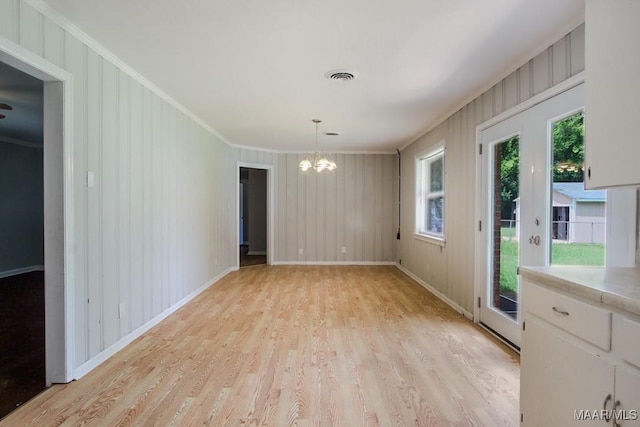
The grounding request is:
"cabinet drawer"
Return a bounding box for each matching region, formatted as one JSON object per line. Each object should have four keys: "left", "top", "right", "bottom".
{"left": 621, "top": 317, "right": 640, "bottom": 368}
{"left": 524, "top": 283, "right": 611, "bottom": 351}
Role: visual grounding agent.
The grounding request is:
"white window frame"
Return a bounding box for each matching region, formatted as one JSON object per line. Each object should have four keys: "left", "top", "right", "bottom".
{"left": 415, "top": 142, "right": 445, "bottom": 245}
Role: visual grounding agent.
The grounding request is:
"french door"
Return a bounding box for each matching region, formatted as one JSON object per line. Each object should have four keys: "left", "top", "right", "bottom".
{"left": 478, "top": 83, "right": 584, "bottom": 347}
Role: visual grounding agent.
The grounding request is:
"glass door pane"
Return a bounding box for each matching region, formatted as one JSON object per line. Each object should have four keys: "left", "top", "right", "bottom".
{"left": 479, "top": 83, "right": 585, "bottom": 348}
{"left": 491, "top": 137, "right": 520, "bottom": 320}
{"left": 550, "top": 112, "right": 606, "bottom": 266}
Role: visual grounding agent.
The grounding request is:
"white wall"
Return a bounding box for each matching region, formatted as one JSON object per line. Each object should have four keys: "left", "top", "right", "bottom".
{"left": 0, "top": 141, "right": 44, "bottom": 273}
{"left": 399, "top": 24, "right": 588, "bottom": 314}
{"left": 235, "top": 148, "right": 397, "bottom": 263}
{"left": 637, "top": 189, "right": 640, "bottom": 265}
{"left": 0, "top": 0, "right": 237, "bottom": 375}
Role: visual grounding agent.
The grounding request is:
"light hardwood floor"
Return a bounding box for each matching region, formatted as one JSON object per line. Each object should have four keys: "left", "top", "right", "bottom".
{"left": 2, "top": 266, "right": 519, "bottom": 426}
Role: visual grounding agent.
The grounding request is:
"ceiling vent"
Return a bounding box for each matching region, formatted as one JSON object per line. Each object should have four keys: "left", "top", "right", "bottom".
{"left": 325, "top": 69, "right": 358, "bottom": 81}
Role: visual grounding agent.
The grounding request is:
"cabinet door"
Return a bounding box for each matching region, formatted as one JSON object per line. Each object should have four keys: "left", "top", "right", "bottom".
{"left": 521, "top": 316, "right": 615, "bottom": 426}
{"left": 615, "top": 367, "right": 640, "bottom": 426}
{"left": 585, "top": 0, "right": 640, "bottom": 188}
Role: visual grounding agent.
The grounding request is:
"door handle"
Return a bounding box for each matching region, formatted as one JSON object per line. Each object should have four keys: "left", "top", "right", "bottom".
{"left": 612, "top": 400, "right": 621, "bottom": 427}
{"left": 552, "top": 306, "right": 570, "bottom": 316}
{"left": 603, "top": 394, "right": 612, "bottom": 423}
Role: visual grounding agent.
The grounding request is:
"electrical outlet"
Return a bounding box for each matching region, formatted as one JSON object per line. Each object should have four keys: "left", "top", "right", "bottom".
{"left": 341, "top": 246, "right": 347, "bottom": 253}
{"left": 299, "top": 248, "right": 303, "bottom": 255}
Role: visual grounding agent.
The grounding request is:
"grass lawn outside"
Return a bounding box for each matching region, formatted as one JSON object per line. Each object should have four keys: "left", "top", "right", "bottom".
{"left": 551, "top": 242, "right": 606, "bottom": 266}
{"left": 497, "top": 228, "right": 604, "bottom": 294}
{"left": 501, "top": 226, "right": 517, "bottom": 239}
{"left": 499, "top": 240, "right": 519, "bottom": 294}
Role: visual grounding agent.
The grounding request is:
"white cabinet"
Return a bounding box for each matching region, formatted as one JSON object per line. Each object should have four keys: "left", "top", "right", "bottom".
{"left": 617, "top": 367, "right": 640, "bottom": 425}
{"left": 521, "top": 279, "right": 640, "bottom": 426}
{"left": 521, "top": 317, "right": 614, "bottom": 426}
{"left": 585, "top": 0, "right": 640, "bottom": 189}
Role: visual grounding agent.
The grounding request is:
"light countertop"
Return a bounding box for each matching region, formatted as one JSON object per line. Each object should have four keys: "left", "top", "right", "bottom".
{"left": 519, "top": 266, "right": 640, "bottom": 316}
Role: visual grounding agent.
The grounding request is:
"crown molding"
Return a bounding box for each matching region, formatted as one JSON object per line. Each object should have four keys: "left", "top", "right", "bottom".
{"left": 229, "top": 141, "right": 396, "bottom": 155}
{"left": 23, "top": 0, "right": 232, "bottom": 147}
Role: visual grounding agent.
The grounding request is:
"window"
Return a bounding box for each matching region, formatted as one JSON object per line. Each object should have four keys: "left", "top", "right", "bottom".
{"left": 550, "top": 112, "right": 605, "bottom": 267}
{"left": 416, "top": 144, "right": 445, "bottom": 240}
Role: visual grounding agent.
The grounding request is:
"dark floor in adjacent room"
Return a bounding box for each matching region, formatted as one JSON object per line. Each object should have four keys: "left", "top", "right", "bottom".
{"left": 239, "top": 245, "right": 266, "bottom": 267}
{"left": 0, "top": 271, "right": 45, "bottom": 420}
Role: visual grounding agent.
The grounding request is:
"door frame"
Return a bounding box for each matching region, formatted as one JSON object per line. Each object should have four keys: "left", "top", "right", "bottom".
{"left": 236, "top": 162, "right": 274, "bottom": 268}
{"left": 0, "top": 36, "right": 75, "bottom": 383}
{"left": 473, "top": 73, "right": 585, "bottom": 325}
{"left": 475, "top": 84, "right": 586, "bottom": 347}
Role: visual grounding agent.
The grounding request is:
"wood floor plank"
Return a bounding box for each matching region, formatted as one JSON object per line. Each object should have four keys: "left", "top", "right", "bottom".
{"left": 1, "top": 266, "right": 519, "bottom": 426}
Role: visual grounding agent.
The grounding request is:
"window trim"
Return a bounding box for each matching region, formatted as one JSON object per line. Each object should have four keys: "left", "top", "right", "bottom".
{"left": 415, "top": 142, "right": 445, "bottom": 244}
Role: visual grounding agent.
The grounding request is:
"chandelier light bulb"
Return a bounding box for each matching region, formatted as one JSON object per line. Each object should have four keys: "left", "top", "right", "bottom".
{"left": 298, "top": 119, "right": 337, "bottom": 173}
{"left": 299, "top": 158, "right": 312, "bottom": 171}
{"left": 317, "top": 156, "right": 330, "bottom": 169}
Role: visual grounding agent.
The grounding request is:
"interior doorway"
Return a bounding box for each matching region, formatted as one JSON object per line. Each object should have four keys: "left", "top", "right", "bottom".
{"left": 0, "top": 36, "right": 74, "bottom": 419}
{"left": 0, "top": 60, "right": 46, "bottom": 418}
{"left": 239, "top": 167, "right": 268, "bottom": 267}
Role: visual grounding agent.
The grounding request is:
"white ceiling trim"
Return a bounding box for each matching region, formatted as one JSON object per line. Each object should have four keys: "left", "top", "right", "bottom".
{"left": 398, "top": 14, "right": 585, "bottom": 152}
{"left": 229, "top": 141, "right": 396, "bottom": 156}
{"left": 23, "top": 0, "right": 233, "bottom": 147}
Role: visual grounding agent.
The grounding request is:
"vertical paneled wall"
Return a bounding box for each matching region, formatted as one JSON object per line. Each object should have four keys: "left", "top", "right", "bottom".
{"left": 399, "top": 24, "right": 586, "bottom": 314}
{"left": 637, "top": 189, "right": 640, "bottom": 265}
{"left": 235, "top": 148, "right": 397, "bottom": 263}
{"left": 0, "top": 0, "right": 235, "bottom": 371}
{"left": 278, "top": 152, "right": 396, "bottom": 263}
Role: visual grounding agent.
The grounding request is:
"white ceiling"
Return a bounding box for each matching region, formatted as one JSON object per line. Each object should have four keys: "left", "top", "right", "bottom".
{"left": 43, "top": 0, "right": 584, "bottom": 153}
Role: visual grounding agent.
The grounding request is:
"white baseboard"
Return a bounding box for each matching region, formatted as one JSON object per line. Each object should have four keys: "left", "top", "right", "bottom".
{"left": 247, "top": 251, "right": 267, "bottom": 256}
{"left": 73, "top": 266, "right": 235, "bottom": 380}
{"left": 0, "top": 265, "right": 45, "bottom": 279}
{"left": 271, "top": 261, "right": 397, "bottom": 266}
{"left": 395, "top": 264, "right": 473, "bottom": 320}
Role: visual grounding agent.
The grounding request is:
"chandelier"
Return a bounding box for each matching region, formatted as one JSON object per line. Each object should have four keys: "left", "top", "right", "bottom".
{"left": 299, "top": 119, "right": 337, "bottom": 172}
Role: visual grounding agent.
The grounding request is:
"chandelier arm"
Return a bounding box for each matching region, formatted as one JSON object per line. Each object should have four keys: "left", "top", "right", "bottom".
{"left": 299, "top": 118, "right": 336, "bottom": 172}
